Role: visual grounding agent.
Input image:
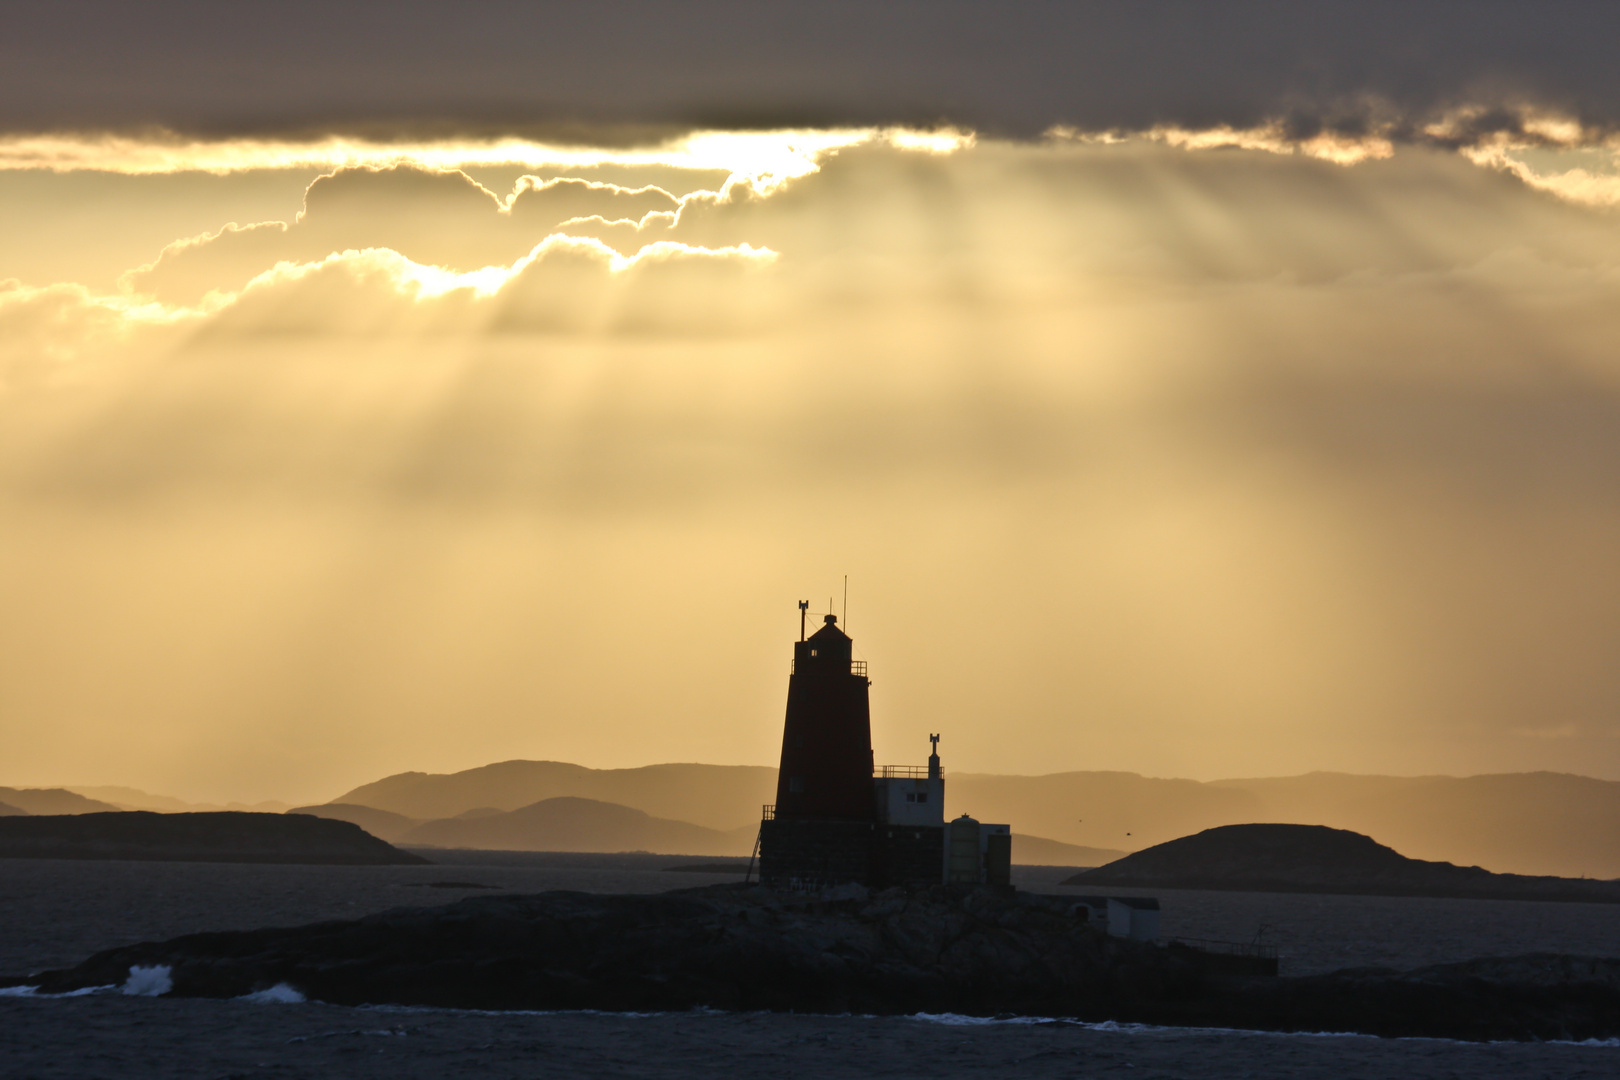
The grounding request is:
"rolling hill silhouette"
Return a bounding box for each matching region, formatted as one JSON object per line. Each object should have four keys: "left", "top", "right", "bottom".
{"left": 1064, "top": 824, "right": 1620, "bottom": 902}
{"left": 324, "top": 761, "right": 1620, "bottom": 877}
{"left": 285, "top": 802, "right": 422, "bottom": 843}
{"left": 290, "top": 799, "right": 1118, "bottom": 864}
{"left": 397, "top": 796, "right": 756, "bottom": 856}
{"left": 333, "top": 761, "right": 777, "bottom": 832}
{"left": 0, "top": 787, "right": 121, "bottom": 816}
{"left": 1009, "top": 835, "right": 1124, "bottom": 866}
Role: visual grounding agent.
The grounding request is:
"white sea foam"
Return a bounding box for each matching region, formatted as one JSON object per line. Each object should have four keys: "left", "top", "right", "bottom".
{"left": 909, "top": 1012, "right": 1371, "bottom": 1039}
{"left": 911, "top": 1012, "right": 1063, "bottom": 1027}
{"left": 238, "top": 983, "right": 305, "bottom": 1004}
{"left": 121, "top": 965, "right": 173, "bottom": 996}
{"left": 0, "top": 985, "right": 38, "bottom": 997}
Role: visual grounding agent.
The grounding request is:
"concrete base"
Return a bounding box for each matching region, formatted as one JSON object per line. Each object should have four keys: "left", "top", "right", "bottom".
{"left": 758, "top": 818, "right": 875, "bottom": 888}
{"left": 759, "top": 818, "right": 946, "bottom": 889}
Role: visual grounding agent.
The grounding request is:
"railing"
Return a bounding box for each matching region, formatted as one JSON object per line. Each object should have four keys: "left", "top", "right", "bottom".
{"left": 874, "top": 765, "right": 938, "bottom": 779}
{"left": 761, "top": 804, "right": 776, "bottom": 820}
{"left": 788, "top": 659, "right": 869, "bottom": 676}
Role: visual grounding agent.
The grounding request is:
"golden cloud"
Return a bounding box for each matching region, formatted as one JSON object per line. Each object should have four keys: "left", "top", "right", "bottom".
{"left": 6, "top": 128, "right": 1620, "bottom": 793}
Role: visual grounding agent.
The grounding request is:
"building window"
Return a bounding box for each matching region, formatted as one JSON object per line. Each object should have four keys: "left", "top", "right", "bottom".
{"left": 916, "top": 793, "right": 928, "bottom": 803}
{"left": 809, "top": 649, "right": 817, "bottom": 657}
{"left": 905, "top": 793, "right": 916, "bottom": 803}
{"left": 789, "top": 777, "right": 804, "bottom": 793}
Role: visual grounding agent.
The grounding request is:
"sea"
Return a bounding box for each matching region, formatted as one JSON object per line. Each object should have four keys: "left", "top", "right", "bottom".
{"left": 2, "top": 853, "right": 1617, "bottom": 1079}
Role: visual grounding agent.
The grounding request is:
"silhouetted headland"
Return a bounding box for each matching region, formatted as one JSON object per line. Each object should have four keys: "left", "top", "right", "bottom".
{"left": 6, "top": 882, "right": 1619, "bottom": 1041}
{"left": 0, "top": 812, "right": 428, "bottom": 865}
{"left": 1064, "top": 824, "right": 1620, "bottom": 902}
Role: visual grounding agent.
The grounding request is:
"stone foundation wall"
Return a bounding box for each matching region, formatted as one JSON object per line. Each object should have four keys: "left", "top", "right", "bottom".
{"left": 759, "top": 819, "right": 946, "bottom": 889}
{"left": 758, "top": 818, "right": 874, "bottom": 888}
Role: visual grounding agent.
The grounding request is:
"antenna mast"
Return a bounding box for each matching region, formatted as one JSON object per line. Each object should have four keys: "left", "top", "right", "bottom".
{"left": 798, "top": 600, "right": 809, "bottom": 641}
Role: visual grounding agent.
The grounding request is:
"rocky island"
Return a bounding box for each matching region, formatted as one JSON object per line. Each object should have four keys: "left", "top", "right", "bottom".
{"left": 1065, "top": 824, "right": 1620, "bottom": 903}
{"left": 0, "top": 812, "right": 429, "bottom": 865}
{"left": 5, "top": 883, "right": 1619, "bottom": 1042}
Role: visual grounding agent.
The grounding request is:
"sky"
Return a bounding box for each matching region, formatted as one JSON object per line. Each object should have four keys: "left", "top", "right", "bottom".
{"left": 5, "top": 4, "right": 1620, "bottom": 804}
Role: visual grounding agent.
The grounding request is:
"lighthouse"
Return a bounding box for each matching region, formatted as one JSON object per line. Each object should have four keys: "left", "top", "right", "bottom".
{"left": 772, "top": 610, "right": 874, "bottom": 821}
{"left": 757, "top": 601, "right": 1011, "bottom": 889}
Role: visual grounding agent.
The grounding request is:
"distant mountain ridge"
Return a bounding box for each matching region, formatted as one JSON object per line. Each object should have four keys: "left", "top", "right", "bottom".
{"left": 289, "top": 798, "right": 1118, "bottom": 863}
{"left": 284, "top": 803, "right": 422, "bottom": 844}
{"left": 66, "top": 786, "right": 291, "bottom": 814}
{"left": 401, "top": 797, "right": 755, "bottom": 855}
{"left": 332, "top": 761, "right": 778, "bottom": 831}
{"left": 1064, "top": 824, "right": 1620, "bottom": 903}
{"left": 323, "top": 762, "right": 1620, "bottom": 877}
{"left": 0, "top": 787, "right": 121, "bottom": 816}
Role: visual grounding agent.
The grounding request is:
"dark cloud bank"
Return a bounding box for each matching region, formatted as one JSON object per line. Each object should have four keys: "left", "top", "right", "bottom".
{"left": 3, "top": 1, "right": 1619, "bottom": 135}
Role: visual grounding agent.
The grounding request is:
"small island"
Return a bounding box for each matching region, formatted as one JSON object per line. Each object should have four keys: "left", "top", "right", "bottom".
{"left": 1063, "top": 823, "right": 1620, "bottom": 903}
{"left": 0, "top": 812, "right": 429, "bottom": 865}
{"left": 5, "top": 883, "right": 1619, "bottom": 1042}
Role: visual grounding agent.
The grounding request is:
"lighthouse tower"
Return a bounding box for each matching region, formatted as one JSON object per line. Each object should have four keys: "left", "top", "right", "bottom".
{"left": 757, "top": 605, "right": 878, "bottom": 887}
{"left": 773, "top": 611, "right": 874, "bottom": 821}
{"left": 757, "top": 601, "right": 990, "bottom": 889}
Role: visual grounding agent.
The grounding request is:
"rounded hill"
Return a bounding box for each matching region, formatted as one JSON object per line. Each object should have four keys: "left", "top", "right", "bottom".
{"left": 0, "top": 811, "right": 429, "bottom": 865}
{"left": 1063, "top": 823, "right": 1620, "bottom": 902}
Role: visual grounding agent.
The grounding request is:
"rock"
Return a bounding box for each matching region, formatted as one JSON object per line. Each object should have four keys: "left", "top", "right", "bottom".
{"left": 4, "top": 883, "right": 1618, "bottom": 1040}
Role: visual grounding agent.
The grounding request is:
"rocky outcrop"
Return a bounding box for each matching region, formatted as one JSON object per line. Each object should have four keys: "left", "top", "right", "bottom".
{"left": 6, "top": 883, "right": 1620, "bottom": 1041}
{"left": 0, "top": 812, "right": 429, "bottom": 864}
{"left": 1065, "top": 824, "right": 1620, "bottom": 902}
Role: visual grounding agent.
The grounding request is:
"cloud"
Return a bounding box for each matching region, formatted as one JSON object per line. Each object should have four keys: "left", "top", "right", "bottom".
{"left": 192, "top": 235, "right": 779, "bottom": 339}
{"left": 0, "top": 128, "right": 943, "bottom": 180}
{"left": 5, "top": 2, "right": 1620, "bottom": 138}
{"left": 11, "top": 124, "right": 1620, "bottom": 788}
{"left": 123, "top": 166, "right": 689, "bottom": 304}
{"left": 0, "top": 279, "right": 190, "bottom": 388}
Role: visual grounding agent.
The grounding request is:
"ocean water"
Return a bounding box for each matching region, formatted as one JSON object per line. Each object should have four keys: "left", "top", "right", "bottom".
{"left": 3, "top": 853, "right": 1618, "bottom": 1078}
{"left": 3, "top": 995, "right": 1616, "bottom": 1079}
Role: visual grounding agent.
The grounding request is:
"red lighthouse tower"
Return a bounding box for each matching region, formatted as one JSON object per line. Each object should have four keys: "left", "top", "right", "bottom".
{"left": 756, "top": 598, "right": 1013, "bottom": 890}
{"left": 758, "top": 603, "right": 880, "bottom": 887}
{"left": 772, "top": 610, "right": 874, "bottom": 821}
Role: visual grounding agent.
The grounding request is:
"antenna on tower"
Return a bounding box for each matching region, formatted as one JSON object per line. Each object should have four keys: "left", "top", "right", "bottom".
{"left": 798, "top": 600, "right": 809, "bottom": 641}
